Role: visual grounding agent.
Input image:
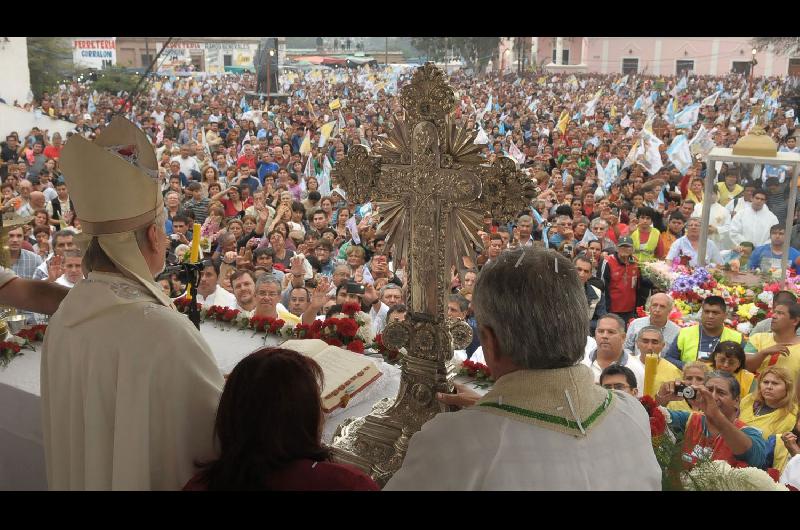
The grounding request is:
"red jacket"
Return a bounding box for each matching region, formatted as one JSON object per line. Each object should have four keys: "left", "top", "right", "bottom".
{"left": 602, "top": 254, "right": 639, "bottom": 313}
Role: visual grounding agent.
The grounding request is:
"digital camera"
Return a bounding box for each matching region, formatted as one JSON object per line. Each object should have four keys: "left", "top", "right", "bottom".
{"left": 674, "top": 383, "right": 696, "bottom": 400}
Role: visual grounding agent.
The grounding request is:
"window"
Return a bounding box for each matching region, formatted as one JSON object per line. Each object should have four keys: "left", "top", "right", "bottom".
{"left": 101, "top": 60, "right": 112, "bottom": 69}
{"left": 223, "top": 54, "right": 232, "bottom": 67}
{"left": 140, "top": 54, "right": 153, "bottom": 67}
{"left": 731, "top": 61, "right": 751, "bottom": 75}
{"left": 552, "top": 48, "right": 569, "bottom": 64}
{"left": 676, "top": 60, "right": 694, "bottom": 75}
{"left": 789, "top": 58, "right": 800, "bottom": 77}
{"left": 622, "top": 58, "right": 639, "bottom": 75}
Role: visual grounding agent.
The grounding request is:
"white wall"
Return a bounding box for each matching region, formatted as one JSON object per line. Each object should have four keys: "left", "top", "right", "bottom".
{"left": 0, "top": 103, "right": 76, "bottom": 139}
{"left": 0, "top": 38, "right": 32, "bottom": 104}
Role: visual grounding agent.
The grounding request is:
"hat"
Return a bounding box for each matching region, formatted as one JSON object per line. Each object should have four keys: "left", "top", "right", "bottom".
{"left": 60, "top": 116, "right": 171, "bottom": 308}
{"left": 617, "top": 236, "right": 634, "bottom": 247}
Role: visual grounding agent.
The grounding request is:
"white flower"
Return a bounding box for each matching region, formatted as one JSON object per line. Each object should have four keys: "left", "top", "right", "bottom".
{"left": 736, "top": 322, "right": 753, "bottom": 335}
{"left": 758, "top": 291, "right": 774, "bottom": 306}
{"left": 683, "top": 460, "right": 788, "bottom": 491}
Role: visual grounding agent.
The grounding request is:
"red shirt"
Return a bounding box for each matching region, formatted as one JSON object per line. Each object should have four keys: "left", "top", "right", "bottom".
{"left": 183, "top": 459, "right": 380, "bottom": 491}
{"left": 220, "top": 196, "right": 253, "bottom": 218}
{"left": 236, "top": 155, "right": 257, "bottom": 170}
{"left": 43, "top": 145, "right": 62, "bottom": 160}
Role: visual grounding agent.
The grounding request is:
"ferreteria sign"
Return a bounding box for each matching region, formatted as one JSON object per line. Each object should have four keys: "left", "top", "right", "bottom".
{"left": 72, "top": 38, "right": 116, "bottom": 68}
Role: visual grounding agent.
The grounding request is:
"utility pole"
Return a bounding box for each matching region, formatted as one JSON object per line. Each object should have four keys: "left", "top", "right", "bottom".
{"left": 144, "top": 38, "right": 150, "bottom": 69}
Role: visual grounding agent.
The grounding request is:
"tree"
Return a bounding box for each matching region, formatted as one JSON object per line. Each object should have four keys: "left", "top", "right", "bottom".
{"left": 451, "top": 37, "right": 501, "bottom": 72}
{"left": 752, "top": 37, "right": 800, "bottom": 55}
{"left": 27, "top": 37, "right": 75, "bottom": 100}
{"left": 88, "top": 66, "right": 139, "bottom": 95}
{"left": 410, "top": 37, "right": 448, "bottom": 62}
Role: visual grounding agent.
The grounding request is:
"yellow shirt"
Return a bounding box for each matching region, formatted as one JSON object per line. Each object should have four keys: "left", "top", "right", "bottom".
{"left": 746, "top": 333, "right": 800, "bottom": 385}
{"left": 739, "top": 394, "right": 798, "bottom": 441}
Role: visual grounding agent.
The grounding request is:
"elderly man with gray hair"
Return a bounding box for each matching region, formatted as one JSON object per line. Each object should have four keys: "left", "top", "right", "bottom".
{"left": 384, "top": 247, "right": 661, "bottom": 491}
{"left": 579, "top": 217, "right": 617, "bottom": 253}
{"left": 624, "top": 292, "right": 680, "bottom": 356}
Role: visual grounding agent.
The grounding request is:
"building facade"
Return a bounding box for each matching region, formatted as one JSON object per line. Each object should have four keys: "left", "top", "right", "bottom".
{"left": 500, "top": 37, "right": 798, "bottom": 77}
{"left": 0, "top": 37, "right": 32, "bottom": 104}
{"left": 115, "top": 37, "right": 286, "bottom": 73}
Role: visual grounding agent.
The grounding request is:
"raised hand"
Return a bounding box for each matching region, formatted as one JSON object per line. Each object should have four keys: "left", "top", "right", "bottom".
{"left": 311, "top": 277, "right": 332, "bottom": 307}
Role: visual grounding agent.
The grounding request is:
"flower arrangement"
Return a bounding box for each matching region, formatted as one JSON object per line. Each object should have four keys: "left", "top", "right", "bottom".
{"left": 0, "top": 341, "right": 22, "bottom": 368}
{"left": 682, "top": 460, "right": 789, "bottom": 491}
{"left": 16, "top": 324, "right": 47, "bottom": 343}
{"left": 175, "top": 299, "right": 373, "bottom": 354}
{"left": 458, "top": 359, "right": 492, "bottom": 381}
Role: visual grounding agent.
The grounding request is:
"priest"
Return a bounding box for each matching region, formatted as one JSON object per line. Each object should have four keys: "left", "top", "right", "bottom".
{"left": 384, "top": 248, "right": 661, "bottom": 490}
{"left": 41, "top": 117, "right": 224, "bottom": 490}
{"left": 729, "top": 190, "right": 779, "bottom": 249}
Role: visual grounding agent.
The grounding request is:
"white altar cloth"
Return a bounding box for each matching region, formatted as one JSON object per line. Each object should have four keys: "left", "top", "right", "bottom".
{"left": 0, "top": 322, "right": 401, "bottom": 490}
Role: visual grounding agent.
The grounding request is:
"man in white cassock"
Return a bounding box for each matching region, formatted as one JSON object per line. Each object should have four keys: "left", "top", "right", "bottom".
{"left": 729, "top": 190, "right": 778, "bottom": 249}
{"left": 41, "top": 117, "right": 224, "bottom": 490}
{"left": 384, "top": 247, "right": 661, "bottom": 491}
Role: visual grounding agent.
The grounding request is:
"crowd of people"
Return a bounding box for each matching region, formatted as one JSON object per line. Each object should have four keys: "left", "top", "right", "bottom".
{"left": 3, "top": 62, "right": 800, "bottom": 490}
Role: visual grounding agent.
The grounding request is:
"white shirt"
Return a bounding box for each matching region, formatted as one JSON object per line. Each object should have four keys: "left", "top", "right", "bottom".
{"left": 196, "top": 284, "right": 237, "bottom": 309}
{"left": 171, "top": 155, "right": 200, "bottom": 179}
{"left": 582, "top": 347, "right": 646, "bottom": 391}
{"left": 55, "top": 275, "right": 75, "bottom": 288}
{"left": 471, "top": 337, "right": 597, "bottom": 366}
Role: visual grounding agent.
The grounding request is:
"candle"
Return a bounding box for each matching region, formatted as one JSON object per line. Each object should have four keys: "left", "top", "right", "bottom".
{"left": 189, "top": 223, "right": 201, "bottom": 263}
{"left": 644, "top": 353, "right": 659, "bottom": 398}
{"left": 185, "top": 223, "right": 201, "bottom": 301}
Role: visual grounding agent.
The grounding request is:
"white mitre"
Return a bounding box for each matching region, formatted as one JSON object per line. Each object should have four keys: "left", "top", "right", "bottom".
{"left": 60, "top": 116, "right": 173, "bottom": 308}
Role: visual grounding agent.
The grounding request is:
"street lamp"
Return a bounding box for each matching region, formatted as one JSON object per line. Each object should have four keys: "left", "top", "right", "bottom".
{"left": 267, "top": 48, "right": 274, "bottom": 103}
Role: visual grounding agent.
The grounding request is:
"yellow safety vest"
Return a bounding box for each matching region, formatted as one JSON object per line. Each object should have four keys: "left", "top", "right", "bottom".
{"left": 677, "top": 325, "right": 742, "bottom": 364}
{"left": 631, "top": 228, "right": 660, "bottom": 263}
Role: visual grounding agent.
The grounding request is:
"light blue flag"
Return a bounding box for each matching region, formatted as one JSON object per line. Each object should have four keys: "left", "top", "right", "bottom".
{"left": 674, "top": 103, "right": 700, "bottom": 129}
{"left": 665, "top": 98, "right": 675, "bottom": 124}
{"left": 650, "top": 90, "right": 659, "bottom": 102}
{"left": 666, "top": 134, "right": 692, "bottom": 175}
{"left": 633, "top": 95, "right": 644, "bottom": 111}
{"left": 572, "top": 110, "right": 582, "bottom": 122}
{"left": 87, "top": 94, "right": 96, "bottom": 114}
{"left": 676, "top": 76, "right": 688, "bottom": 92}
{"left": 603, "top": 121, "right": 613, "bottom": 134}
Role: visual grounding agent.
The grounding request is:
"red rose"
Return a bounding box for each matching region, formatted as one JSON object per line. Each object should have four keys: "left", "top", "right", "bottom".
{"left": 325, "top": 337, "right": 343, "bottom": 347}
{"left": 269, "top": 319, "right": 286, "bottom": 333}
{"left": 223, "top": 309, "right": 239, "bottom": 321}
{"left": 342, "top": 302, "right": 361, "bottom": 316}
{"left": 347, "top": 340, "right": 365, "bottom": 354}
{"left": 649, "top": 411, "right": 666, "bottom": 437}
{"left": 336, "top": 318, "right": 359, "bottom": 338}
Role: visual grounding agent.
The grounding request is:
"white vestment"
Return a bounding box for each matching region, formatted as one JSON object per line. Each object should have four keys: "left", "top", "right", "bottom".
{"left": 693, "top": 202, "right": 732, "bottom": 250}
{"left": 729, "top": 205, "right": 779, "bottom": 247}
{"left": 384, "top": 366, "right": 661, "bottom": 491}
{"left": 41, "top": 272, "right": 224, "bottom": 490}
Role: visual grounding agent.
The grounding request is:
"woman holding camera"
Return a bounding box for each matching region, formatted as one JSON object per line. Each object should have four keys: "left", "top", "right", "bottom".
{"left": 655, "top": 371, "right": 767, "bottom": 468}
{"left": 666, "top": 361, "right": 710, "bottom": 412}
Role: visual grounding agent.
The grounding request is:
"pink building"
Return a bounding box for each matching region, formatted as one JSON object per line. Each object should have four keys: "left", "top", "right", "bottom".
{"left": 497, "top": 37, "right": 799, "bottom": 77}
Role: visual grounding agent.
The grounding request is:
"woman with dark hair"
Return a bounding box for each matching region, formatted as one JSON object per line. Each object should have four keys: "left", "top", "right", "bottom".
{"left": 184, "top": 348, "right": 379, "bottom": 491}
{"left": 711, "top": 341, "right": 755, "bottom": 398}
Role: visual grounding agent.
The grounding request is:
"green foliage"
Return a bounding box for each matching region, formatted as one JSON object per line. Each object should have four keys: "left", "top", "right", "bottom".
{"left": 752, "top": 37, "right": 800, "bottom": 55}
{"left": 88, "top": 66, "right": 139, "bottom": 95}
{"left": 410, "top": 37, "right": 501, "bottom": 71}
{"left": 27, "top": 37, "right": 75, "bottom": 100}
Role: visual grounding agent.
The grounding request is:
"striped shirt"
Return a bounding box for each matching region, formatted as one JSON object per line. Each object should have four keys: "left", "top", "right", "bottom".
{"left": 182, "top": 198, "right": 210, "bottom": 225}
{"left": 11, "top": 249, "right": 43, "bottom": 279}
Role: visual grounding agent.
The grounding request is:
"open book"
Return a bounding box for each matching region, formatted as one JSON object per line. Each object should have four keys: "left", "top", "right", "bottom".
{"left": 281, "top": 339, "right": 383, "bottom": 413}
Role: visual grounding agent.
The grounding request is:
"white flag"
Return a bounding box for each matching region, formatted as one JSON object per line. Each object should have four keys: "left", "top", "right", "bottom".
{"left": 620, "top": 114, "right": 632, "bottom": 128}
{"left": 666, "top": 134, "right": 692, "bottom": 175}
{"left": 674, "top": 103, "right": 700, "bottom": 129}
{"left": 701, "top": 91, "right": 721, "bottom": 107}
{"left": 636, "top": 130, "right": 663, "bottom": 175}
{"left": 345, "top": 216, "right": 361, "bottom": 245}
{"left": 508, "top": 140, "right": 526, "bottom": 165}
{"left": 474, "top": 125, "right": 490, "bottom": 145}
{"left": 689, "top": 125, "right": 716, "bottom": 159}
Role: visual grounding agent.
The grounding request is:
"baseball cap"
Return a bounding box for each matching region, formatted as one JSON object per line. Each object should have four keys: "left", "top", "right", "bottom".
{"left": 617, "top": 236, "right": 634, "bottom": 247}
